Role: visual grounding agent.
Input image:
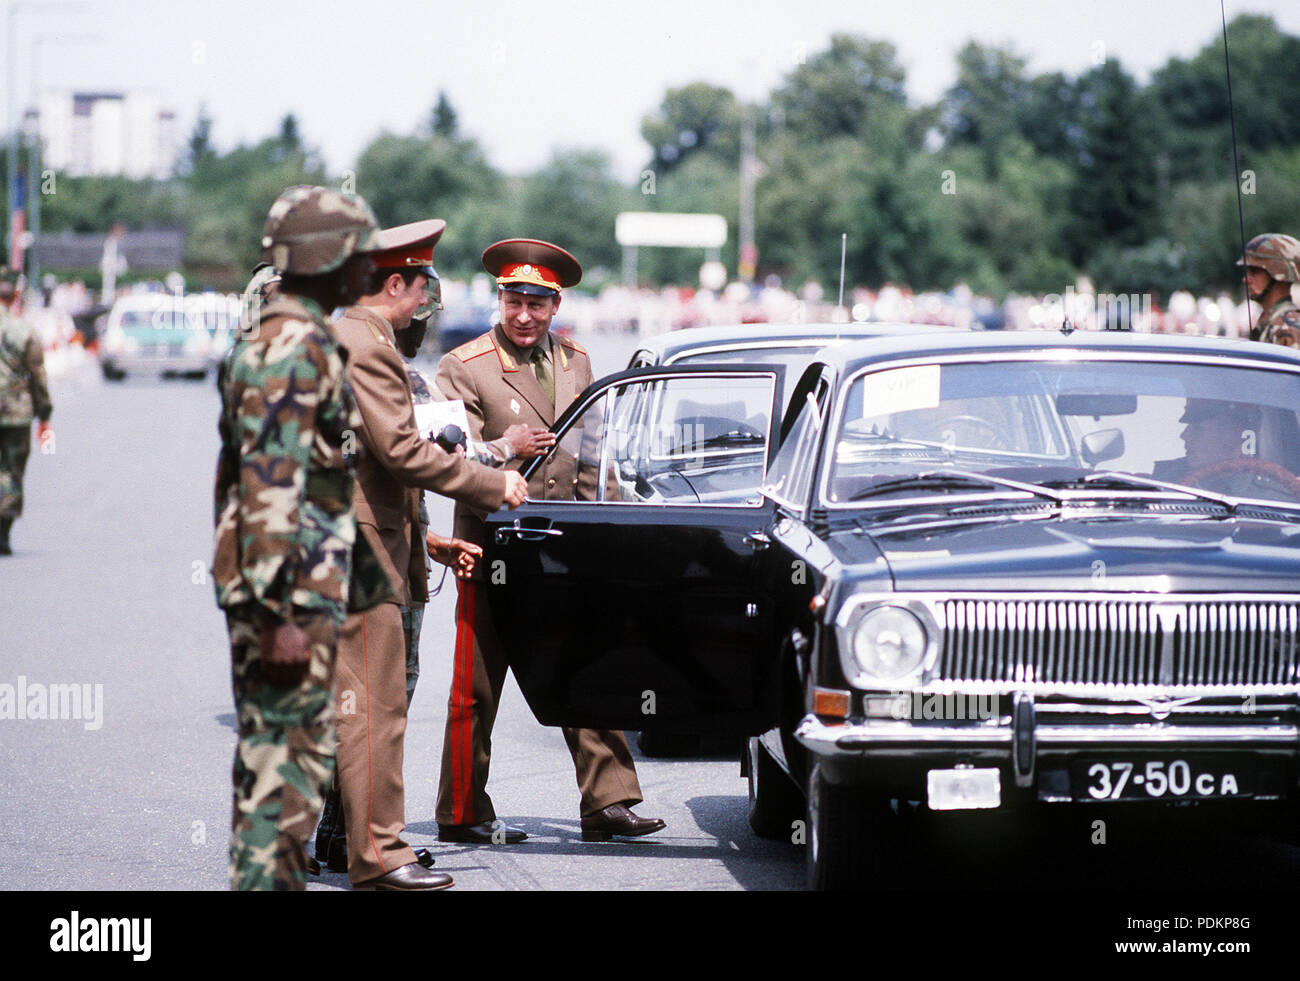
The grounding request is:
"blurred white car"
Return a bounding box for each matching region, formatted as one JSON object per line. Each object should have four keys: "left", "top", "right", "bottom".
{"left": 99, "top": 292, "right": 240, "bottom": 381}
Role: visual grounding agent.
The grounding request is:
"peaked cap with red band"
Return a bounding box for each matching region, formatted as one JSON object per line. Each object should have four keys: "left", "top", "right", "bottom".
{"left": 369, "top": 218, "right": 447, "bottom": 274}
{"left": 482, "top": 238, "right": 582, "bottom": 296}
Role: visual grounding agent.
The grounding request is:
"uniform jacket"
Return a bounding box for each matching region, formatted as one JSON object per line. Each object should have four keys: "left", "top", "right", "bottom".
{"left": 1252, "top": 296, "right": 1300, "bottom": 345}
{"left": 0, "top": 305, "right": 52, "bottom": 426}
{"left": 212, "top": 295, "right": 390, "bottom": 623}
{"left": 435, "top": 323, "right": 592, "bottom": 581}
{"left": 333, "top": 305, "right": 507, "bottom": 605}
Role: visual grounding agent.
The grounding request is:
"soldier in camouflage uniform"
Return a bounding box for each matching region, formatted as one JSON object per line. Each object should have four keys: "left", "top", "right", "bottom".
{"left": 212, "top": 185, "right": 391, "bottom": 890}
{"left": 0, "top": 274, "right": 52, "bottom": 556}
{"left": 1238, "top": 233, "right": 1300, "bottom": 345}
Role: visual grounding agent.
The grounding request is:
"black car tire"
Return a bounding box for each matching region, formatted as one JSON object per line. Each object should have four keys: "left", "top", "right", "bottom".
{"left": 635, "top": 729, "right": 701, "bottom": 758}
{"left": 747, "top": 736, "right": 803, "bottom": 840}
{"left": 806, "top": 762, "right": 896, "bottom": 890}
{"left": 101, "top": 363, "right": 126, "bottom": 381}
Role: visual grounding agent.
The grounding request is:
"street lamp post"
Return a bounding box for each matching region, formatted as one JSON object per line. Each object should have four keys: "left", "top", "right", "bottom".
{"left": 28, "top": 31, "right": 101, "bottom": 291}
{"left": 4, "top": 0, "right": 90, "bottom": 277}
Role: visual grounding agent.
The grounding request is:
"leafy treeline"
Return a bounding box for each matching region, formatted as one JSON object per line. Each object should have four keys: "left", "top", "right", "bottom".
{"left": 9, "top": 13, "right": 1300, "bottom": 298}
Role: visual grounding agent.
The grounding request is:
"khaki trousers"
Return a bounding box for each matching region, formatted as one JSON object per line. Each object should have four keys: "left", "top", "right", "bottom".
{"left": 335, "top": 602, "right": 417, "bottom": 884}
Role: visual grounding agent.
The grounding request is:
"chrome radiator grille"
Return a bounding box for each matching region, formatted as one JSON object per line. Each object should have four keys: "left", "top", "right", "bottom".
{"left": 936, "top": 598, "right": 1300, "bottom": 690}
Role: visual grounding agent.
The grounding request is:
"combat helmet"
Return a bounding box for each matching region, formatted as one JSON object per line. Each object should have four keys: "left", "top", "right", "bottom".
{"left": 1236, "top": 233, "right": 1300, "bottom": 283}
{"left": 259, "top": 185, "right": 380, "bottom": 276}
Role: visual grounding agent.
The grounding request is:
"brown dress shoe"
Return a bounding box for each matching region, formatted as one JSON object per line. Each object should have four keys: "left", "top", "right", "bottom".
{"left": 580, "top": 803, "right": 667, "bottom": 842}
{"left": 354, "top": 862, "right": 454, "bottom": 891}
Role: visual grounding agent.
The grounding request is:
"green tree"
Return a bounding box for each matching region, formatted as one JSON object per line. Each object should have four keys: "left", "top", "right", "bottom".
{"left": 353, "top": 130, "right": 502, "bottom": 273}
{"left": 430, "top": 91, "right": 458, "bottom": 139}
{"left": 640, "top": 82, "right": 741, "bottom": 174}
{"left": 942, "top": 42, "right": 1030, "bottom": 173}
{"left": 770, "top": 34, "right": 909, "bottom": 146}
{"left": 1065, "top": 60, "right": 1160, "bottom": 264}
{"left": 516, "top": 149, "right": 635, "bottom": 279}
{"left": 1149, "top": 14, "right": 1300, "bottom": 183}
{"left": 184, "top": 106, "right": 216, "bottom": 176}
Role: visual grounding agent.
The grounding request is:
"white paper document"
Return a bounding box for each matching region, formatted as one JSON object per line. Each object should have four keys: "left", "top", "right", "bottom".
{"left": 413, "top": 398, "right": 472, "bottom": 442}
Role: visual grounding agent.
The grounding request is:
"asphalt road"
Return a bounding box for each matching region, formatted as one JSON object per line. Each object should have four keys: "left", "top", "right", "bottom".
{"left": 2, "top": 327, "right": 1299, "bottom": 894}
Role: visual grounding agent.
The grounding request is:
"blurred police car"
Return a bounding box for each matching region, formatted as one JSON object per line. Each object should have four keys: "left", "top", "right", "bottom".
{"left": 99, "top": 292, "right": 240, "bottom": 381}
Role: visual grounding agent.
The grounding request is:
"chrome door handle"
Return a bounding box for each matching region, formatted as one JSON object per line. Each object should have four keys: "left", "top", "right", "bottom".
{"left": 495, "top": 519, "right": 564, "bottom": 544}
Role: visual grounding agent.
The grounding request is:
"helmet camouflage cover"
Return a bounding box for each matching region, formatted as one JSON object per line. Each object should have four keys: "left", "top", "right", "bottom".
{"left": 259, "top": 185, "right": 380, "bottom": 276}
{"left": 1237, "top": 233, "right": 1300, "bottom": 283}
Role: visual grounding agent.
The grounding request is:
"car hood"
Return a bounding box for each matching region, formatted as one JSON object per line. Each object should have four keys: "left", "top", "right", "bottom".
{"left": 844, "top": 512, "right": 1300, "bottom": 593}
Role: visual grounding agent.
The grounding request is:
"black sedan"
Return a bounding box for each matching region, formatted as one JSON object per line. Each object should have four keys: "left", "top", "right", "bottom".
{"left": 479, "top": 327, "right": 1300, "bottom": 889}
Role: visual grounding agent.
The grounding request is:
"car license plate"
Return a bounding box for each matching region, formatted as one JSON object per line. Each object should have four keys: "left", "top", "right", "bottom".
{"left": 1069, "top": 758, "right": 1252, "bottom": 802}
{"left": 927, "top": 767, "right": 1001, "bottom": 810}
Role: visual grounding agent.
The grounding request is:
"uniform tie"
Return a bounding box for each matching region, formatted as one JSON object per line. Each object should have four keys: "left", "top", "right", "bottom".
{"left": 531, "top": 345, "right": 554, "bottom": 405}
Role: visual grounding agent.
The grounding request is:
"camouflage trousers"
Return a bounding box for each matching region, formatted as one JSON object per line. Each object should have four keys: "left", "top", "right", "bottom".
{"left": 401, "top": 603, "right": 424, "bottom": 707}
{"left": 226, "top": 603, "right": 339, "bottom": 891}
{"left": 0, "top": 425, "right": 31, "bottom": 519}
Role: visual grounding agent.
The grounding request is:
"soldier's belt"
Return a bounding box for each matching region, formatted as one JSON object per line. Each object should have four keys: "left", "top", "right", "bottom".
{"left": 306, "top": 469, "right": 351, "bottom": 499}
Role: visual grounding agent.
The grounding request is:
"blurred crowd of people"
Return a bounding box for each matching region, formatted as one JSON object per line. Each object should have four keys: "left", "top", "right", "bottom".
{"left": 13, "top": 271, "right": 1288, "bottom": 374}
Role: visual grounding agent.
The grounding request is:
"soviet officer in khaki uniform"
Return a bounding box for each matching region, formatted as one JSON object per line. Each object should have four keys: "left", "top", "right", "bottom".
{"left": 0, "top": 273, "right": 52, "bottom": 555}
{"left": 1238, "top": 233, "right": 1300, "bottom": 345}
{"left": 330, "top": 221, "right": 527, "bottom": 889}
{"left": 434, "top": 239, "right": 666, "bottom": 843}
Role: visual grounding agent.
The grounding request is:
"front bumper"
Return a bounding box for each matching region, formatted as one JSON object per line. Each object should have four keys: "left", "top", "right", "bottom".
{"left": 101, "top": 352, "right": 216, "bottom": 376}
{"left": 795, "top": 712, "right": 1300, "bottom": 804}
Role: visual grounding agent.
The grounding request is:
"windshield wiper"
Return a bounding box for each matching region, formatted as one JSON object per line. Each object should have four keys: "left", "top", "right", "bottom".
{"left": 1042, "top": 471, "right": 1238, "bottom": 512}
{"left": 850, "top": 469, "right": 1065, "bottom": 503}
{"left": 849, "top": 431, "right": 948, "bottom": 452}
{"left": 690, "top": 430, "right": 766, "bottom": 450}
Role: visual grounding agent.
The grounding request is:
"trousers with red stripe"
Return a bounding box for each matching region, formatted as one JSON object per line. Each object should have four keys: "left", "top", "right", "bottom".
{"left": 335, "top": 601, "right": 418, "bottom": 884}
{"left": 436, "top": 579, "right": 643, "bottom": 826}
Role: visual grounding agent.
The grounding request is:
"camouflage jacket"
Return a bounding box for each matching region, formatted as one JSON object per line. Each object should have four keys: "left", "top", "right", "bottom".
{"left": 1251, "top": 297, "right": 1300, "bottom": 345}
{"left": 212, "top": 294, "right": 390, "bottom": 623}
{"left": 0, "top": 305, "right": 53, "bottom": 426}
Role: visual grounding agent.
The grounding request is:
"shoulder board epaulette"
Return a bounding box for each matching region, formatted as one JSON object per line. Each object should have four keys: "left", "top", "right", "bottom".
{"left": 364, "top": 318, "right": 395, "bottom": 349}
{"left": 449, "top": 333, "right": 496, "bottom": 362}
{"left": 557, "top": 335, "right": 588, "bottom": 357}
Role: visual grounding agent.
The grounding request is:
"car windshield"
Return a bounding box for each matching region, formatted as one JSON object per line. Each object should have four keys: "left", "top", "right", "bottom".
{"left": 117, "top": 298, "right": 237, "bottom": 334}
{"left": 824, "top": 358, "right": 1300, "bottom": 509}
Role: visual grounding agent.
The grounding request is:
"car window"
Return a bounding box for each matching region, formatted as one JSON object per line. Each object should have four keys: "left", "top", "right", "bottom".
{"left": 546, "top": 373, "right": 777, "bottom": 506}
{"left": 670, "top": 345, "right": 827, "bottom": 413}
{"left": 764, "top": 374, "right": 830, "bottom": 511}
{"left": 825, "top": 359, "right": 1300, "bottom": 507}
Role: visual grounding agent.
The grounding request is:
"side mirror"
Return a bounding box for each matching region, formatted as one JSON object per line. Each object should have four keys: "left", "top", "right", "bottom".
{"left": 1081, "top": 428, "right": 1125, "bottom": 466}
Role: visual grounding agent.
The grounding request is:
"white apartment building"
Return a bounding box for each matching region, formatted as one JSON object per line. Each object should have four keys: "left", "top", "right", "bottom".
{"left": 26, "top": 90, "right": 181, "bottom": 180}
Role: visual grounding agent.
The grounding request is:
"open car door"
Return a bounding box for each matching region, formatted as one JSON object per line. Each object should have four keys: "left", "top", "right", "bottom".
{"left": 482, "top": 365, "right": 785, "bottom": 735}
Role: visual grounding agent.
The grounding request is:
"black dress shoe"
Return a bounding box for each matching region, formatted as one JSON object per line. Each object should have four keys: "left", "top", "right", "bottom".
{"left": 325, "top": 834, "right": 347, "bottom": 873}
{"left": 581, "top": 803, "right": 667, "bottom": 842}
{"left": 354, "top": 862, "right": 453, "bottom": 891}
{"left": 437, "top": 820, "right": 528, "bottom": 844}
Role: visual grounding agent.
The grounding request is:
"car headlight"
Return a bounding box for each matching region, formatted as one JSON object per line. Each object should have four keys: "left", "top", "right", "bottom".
{"left": 851, "top": 606, "right": 927, "bottom": 681}
{"left": 834, "top": 597, "right": 939, "bottom": 687}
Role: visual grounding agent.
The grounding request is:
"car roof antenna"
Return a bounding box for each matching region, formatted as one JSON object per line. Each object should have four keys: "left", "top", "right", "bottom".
{"left": 837, "top": 233, "right": 848, "bottom": 329}
{"left": 1220, "top": 0, "right": 1251, "bottom": 336}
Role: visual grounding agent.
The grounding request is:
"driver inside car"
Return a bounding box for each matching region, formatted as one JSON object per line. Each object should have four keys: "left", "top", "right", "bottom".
{"left": 1151, "top": 399, "right": 1277, "bottom": 490}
